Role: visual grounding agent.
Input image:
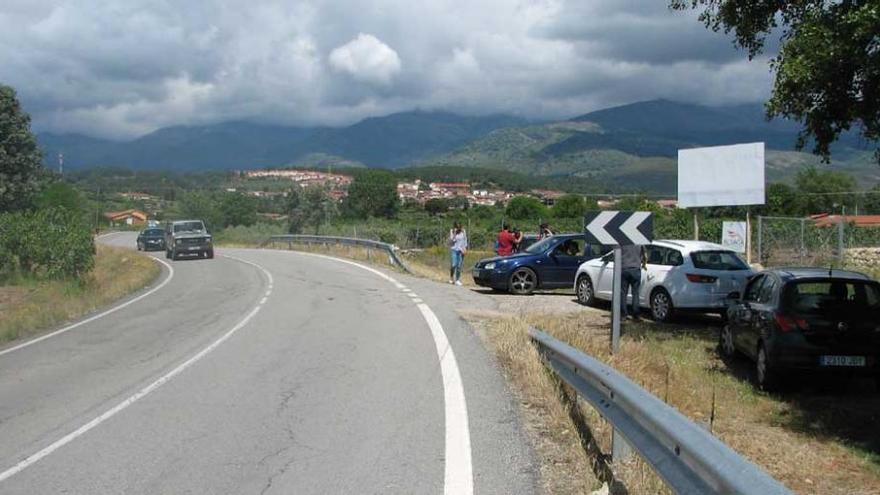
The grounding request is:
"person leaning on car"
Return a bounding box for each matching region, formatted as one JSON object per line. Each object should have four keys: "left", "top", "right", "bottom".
{"left": 496, "top": 224, "right": 517, "bottom": 256}
{"left": 620, "top": 244, "right": 647, "bottom": 320}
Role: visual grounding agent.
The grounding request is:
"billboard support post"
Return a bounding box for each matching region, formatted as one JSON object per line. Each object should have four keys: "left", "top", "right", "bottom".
{"left": 746, "top": 209, "right": 752, "bottom": 264}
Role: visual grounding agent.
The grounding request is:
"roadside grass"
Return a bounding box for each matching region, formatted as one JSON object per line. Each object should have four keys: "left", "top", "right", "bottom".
{"left": 0, "top": 245, "right": 159, "bottom": 346}
{"left": 474, "top": 310, "right": 880, "bottom": 495}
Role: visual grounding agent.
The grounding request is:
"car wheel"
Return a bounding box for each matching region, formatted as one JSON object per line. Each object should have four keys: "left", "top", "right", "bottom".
{"left": 650, "top": 288, "right": 674, "bottom": 322}
{"left": 756, "top": 343, "right": 780, "bottom": 392}
{"left": 576, "top": 275, "right": 595, "bottom": 306}
{"left": 719, "top": 325, "right": 736, "bottom": 358}
{"left": 509, "top": 267, "right": 537, "bottom": 295}
{"left": 206, "top": 249, "right": 214, "bottom": 259}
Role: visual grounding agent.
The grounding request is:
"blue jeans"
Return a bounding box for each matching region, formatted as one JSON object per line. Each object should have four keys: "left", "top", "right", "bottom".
{"left": 450, "top": 250, "right": 464, "bottom": 281}
{"left": 620, "top": 267, "right": 642, "bottom": 317}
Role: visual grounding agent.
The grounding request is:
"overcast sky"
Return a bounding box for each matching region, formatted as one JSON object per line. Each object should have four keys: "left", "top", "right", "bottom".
{"left": 0, "top": 0, "right": 774, "bottom": 140}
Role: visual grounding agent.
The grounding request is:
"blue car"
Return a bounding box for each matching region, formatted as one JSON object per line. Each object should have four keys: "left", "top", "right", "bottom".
{"left": 472, "top": 234, "right": 609, "bottom": 295}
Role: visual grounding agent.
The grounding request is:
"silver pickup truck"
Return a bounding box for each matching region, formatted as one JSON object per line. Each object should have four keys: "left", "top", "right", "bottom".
{"left": 165, "top": 219, "right": 214, "bottom": 260}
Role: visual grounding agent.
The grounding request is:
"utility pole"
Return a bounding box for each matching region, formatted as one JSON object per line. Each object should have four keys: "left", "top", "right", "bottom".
{"left": 58, "top": 152, "right": 64, "bottom": 175}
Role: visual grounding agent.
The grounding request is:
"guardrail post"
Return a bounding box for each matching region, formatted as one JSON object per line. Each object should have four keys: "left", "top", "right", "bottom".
{"left": 757, "top": 216, "right": 763, "bottom": 264}
{"left": 367, "top": 247, "right": 372, "bottom": 262}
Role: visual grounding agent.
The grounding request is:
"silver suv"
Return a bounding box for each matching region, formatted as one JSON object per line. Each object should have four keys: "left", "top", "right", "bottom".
{"left": 165, "top": 220, "right": 214, "bottom": 260}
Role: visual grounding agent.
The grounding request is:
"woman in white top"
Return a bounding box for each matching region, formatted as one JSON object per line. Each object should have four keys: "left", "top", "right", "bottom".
{"left": 448, "top": 222, "right": 468, "bottom": 286}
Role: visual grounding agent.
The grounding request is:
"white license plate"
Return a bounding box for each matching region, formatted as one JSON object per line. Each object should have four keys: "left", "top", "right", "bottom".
{"left": 188, "top": 246, "right": 201, "bottom": 251}
{"left": 472, "top": 269, "right": 480, "bottom": 276}
{"left": 819, "top": 355, "right": 866, "bottom": 367}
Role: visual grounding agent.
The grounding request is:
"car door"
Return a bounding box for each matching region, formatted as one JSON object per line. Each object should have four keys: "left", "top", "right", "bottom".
{"left": 545, "top": 238, "right": 587, "bottom": 288}
{"left": 643, "top": 246, "right": 676, "bottom": 307}
{"left": 732, "top": 275, "right": 765, "bottom": 358}
{"left": 594, "top": 251, "right": 615, "bottom": 300}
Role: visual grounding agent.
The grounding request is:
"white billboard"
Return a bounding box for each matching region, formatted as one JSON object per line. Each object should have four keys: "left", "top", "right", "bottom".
{"left": 678, "top": 142, "right": 765, "bottom": 208}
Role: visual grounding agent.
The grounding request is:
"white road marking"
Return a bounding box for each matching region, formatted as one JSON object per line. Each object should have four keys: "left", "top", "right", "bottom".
{"left": 0, "top": 256, "right": 175, "bottom": 358}
{"left": 261, "top": 249, "right": 474, "bottom": 495}
{"left": 0, "top": 255, "right": 274, "bottom": 483}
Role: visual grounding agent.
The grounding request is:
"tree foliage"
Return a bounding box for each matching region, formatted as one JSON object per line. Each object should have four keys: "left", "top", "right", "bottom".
{"left": 300, "top": 186, "right": 338, "bottom": 234}
{"left": 424, "top": 198, "right": 451, "bottom": 216}
{"left": 343, "top": 169, "right": 399, "bottom": 219}
{"left": 794, "top": 166, "right": 856, "bottom": 214}
{"left": 0, "top": 84, "right": 44, "bottom": 212}
{"left": 552, "top": 194, "right": 588, "bottom": 218}
{"left": 671, "top": 1, "right": 880, "bottom": 161}
{"left": 219, "top": 193, "right": 258, "bottom": 228}
{"left": 505, "top": 196, "right": 548, "bottom": 220}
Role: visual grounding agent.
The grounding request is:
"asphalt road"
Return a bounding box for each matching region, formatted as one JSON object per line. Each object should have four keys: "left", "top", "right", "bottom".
{"left": 0, "top": 232, "right": 536, "bottom": 494}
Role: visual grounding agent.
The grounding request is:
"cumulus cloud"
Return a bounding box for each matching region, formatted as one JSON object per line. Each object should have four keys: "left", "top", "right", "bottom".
{"left": 329, "top": 34, "right": 401, "bottom": 86}
{"left": 0, "top": 0, "right": 775, "bottom": 139}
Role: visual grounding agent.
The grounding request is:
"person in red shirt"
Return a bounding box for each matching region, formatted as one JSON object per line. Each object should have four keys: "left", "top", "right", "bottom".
{"left": 496, "top": 224, "right": 517, "bottom": 256}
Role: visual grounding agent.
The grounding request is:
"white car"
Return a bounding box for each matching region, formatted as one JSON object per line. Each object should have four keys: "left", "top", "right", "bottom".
{"left": 573, "top": 240, "right": 755, "bottom": 321}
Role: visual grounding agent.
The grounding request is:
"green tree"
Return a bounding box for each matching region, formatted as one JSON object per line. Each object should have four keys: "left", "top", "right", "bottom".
{"left": 764, "top": 182, "right": 801, "bottom": 216}
{"left": 505, "top": 196, "right": 548, "bottom": 220}
{"left": 0, "top": 85, "right": 44, "bottom": 212}
{"left": 287, "top": 187, "right": 305, "bottom": 234}
{"left": 863, "top": 184, "right": 880, "bottom": 214}
{"left": 552, "top": 194, "right": 587, "bottom": 218}
{"left": 794, "top": 167, "right": 856, "bottom": 214}
{"left": 180, "top": 191, "right": 223, "bottom": 231}
{"left": 343, "top": 170, "right": 399, "bottom": 219}
{"left": 424, "top": 198, "right": 450, "bottom": 216}
{"left": 671, "top": 1, "right": 880, "bottom": 161}
{"left": 219, "top": 193, "right": 257, "bottom": 228}
{"left": 300, "top": 186, "right": 338, "bottom": 234}
{"left": 35, "top": 181, "right": 86, "bottom": 213}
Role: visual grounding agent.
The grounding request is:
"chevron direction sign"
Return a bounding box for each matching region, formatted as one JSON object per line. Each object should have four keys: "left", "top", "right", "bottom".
{"left": 583, "top": 211, "right": 653, "bottom": 246}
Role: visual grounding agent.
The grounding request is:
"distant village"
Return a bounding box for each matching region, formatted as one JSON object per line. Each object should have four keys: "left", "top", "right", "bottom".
{"left": 104, "top": 168, "right": 681, "bottom": 226}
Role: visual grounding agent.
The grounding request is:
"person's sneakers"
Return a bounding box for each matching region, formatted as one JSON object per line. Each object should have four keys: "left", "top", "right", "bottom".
{"left": 454, "top": 280, "right": 463, "bottom": 286}
{"left": 448, "top": 279, "right": 454, "bottom": 284}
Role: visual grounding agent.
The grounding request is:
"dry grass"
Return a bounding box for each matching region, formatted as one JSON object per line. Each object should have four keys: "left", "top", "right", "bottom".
{"left": 471, "top": 309, "right": 880, "bottom": 495}
{"left": 0, "top": 245, "right": 160, "bottom": 345}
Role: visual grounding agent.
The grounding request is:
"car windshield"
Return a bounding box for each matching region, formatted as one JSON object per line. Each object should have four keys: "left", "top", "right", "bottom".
{"left": 784, "top": 280, "right": 880, "bottom": 315}
{"left": 174, "top": 221, "right": 205, "bottom": 233}
{"left": 144, "top": 229, "right": 163, "bottom": 236}
{"left": 690, "top": 250, "right": 748, "bottom": 270}
{"left": 524, "top": 237, "right": 557, "bottom": 254}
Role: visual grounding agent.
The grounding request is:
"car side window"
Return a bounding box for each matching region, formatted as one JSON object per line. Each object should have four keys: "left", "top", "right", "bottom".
{"left": 666, "top": 249, "right": 683, "bottom": 266}
{"left": 744, "top": 275, "right": 765, "bottom": 302}
{"left": 554, "top": 239, "right": 583, "bottom": 257}
{"left": 758, "top": 276, "right": 778, "bottom": 304}
{"left": 645, "top": 246, "right": 664, "bottom": 265}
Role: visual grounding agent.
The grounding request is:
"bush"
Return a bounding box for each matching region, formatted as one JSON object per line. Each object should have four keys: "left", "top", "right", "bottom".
{"left": 0, "top": 208, "right": 95, "bottom": 279}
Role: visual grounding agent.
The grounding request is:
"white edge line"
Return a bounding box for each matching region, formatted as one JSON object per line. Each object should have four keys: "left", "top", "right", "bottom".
{"left": 0, "top": 256, "right": 175, "bottom": 358}
{"left": 254, "top": 249, "right": 474, "bottom": 495}
{"left": 0, "top": 254, "right": 273, "bottom": 483}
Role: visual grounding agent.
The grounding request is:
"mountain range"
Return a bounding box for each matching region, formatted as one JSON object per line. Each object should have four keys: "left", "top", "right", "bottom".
{"left": 38, "top": 100, "right": 879, "bottom": 193}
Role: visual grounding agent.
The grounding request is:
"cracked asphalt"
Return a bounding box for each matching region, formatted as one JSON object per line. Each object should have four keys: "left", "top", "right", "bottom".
{"left": 0, "top": 233, "right": 536, "bottom": 494}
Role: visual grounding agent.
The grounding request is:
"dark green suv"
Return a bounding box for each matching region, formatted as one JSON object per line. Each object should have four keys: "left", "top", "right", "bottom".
{"left": 165, "top": 220, "right": 214, "bottom": 260}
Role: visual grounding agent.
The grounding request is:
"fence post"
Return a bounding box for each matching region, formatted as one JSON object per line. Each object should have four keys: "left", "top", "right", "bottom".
{"left": 800, "top": 218, "right": 806, "bottom": 259}
{"left": 837, "top": 219, "right": 845, "bottom": 262}
{"left": 757, "top": 216, "right": 763, "bottom": 265}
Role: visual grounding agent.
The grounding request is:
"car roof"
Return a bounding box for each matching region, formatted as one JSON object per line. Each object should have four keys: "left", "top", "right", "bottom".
{"left": 170, "top": 219, "right": 204, "bottom": 224}
{"left": 767, "top": 267, "right": 873, "bottom": 282}
{"left": 653, "top": 239, "right": 728, "bottom": 253}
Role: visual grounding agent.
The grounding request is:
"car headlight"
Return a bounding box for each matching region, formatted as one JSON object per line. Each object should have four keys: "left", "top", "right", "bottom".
{"left": 485, "top": 262, "right": 496, "bottom": 270}
{"left": 176, "top": 239, "right": 182, "bottom": 245}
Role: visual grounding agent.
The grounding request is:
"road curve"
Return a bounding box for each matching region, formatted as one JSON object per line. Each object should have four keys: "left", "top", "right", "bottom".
{"left": 0, "top": 233, "right": 536, "bottom": 494}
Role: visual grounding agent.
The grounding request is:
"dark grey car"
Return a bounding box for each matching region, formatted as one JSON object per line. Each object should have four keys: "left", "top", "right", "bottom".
{"left": 720, "top": 268, "right": 880, "bottom": 391}
{"left": 164, "top": 220, "right": 214, "bottom": 260}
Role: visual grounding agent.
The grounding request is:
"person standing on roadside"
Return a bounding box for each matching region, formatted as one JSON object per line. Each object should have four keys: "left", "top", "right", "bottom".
{"left": 620, "top": 244, "right": 646, "bottom": 320}
{"left": 448, "top": 222, "right": 468, "bottom": 286}
{"left": 496, "top": 223, "right": 516, "bottom": 256}
{"left": 538, "top": 222, "right": 554, "bottom": 240}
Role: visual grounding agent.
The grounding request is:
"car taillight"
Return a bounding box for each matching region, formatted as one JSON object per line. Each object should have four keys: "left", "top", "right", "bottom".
{"left": 774, "top": 313, "right": 809, "bottom": 333}
{"left": 686, "top": 273, "right": 717, "bottom": 283}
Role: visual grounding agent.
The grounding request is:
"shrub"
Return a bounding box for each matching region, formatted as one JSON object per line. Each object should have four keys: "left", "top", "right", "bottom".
{"left": 0, "top": 208, "right": 95, "bottom": 279}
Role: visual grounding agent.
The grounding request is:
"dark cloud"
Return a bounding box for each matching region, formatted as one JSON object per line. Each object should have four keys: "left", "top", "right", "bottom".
{"left": 0, "top": 0, "right": 775, "bottom": 139}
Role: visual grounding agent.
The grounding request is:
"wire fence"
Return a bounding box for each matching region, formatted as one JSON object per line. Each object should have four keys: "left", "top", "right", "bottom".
{"left": 756, "top": 216, "right": 880, "bottom": 268}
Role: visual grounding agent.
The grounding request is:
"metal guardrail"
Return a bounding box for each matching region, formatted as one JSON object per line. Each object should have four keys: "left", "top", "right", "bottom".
{"left": 529, "top": 327, "right": 792, "bottom": 495}
{"left": 262, "top": 235, "right": 411, "bottom": 273}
